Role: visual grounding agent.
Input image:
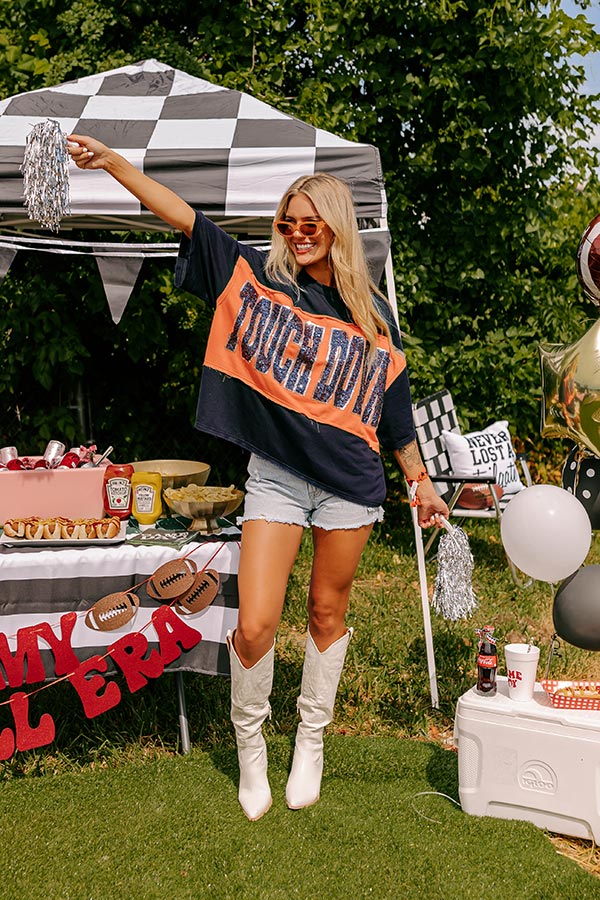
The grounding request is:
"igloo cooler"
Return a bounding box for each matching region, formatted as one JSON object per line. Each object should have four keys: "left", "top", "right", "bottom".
{"left": 454, "top": 675, "right": 600, "bottom": 842}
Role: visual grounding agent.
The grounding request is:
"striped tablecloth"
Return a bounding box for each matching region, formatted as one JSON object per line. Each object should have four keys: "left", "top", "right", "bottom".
{"left": 0, "top": 529, "right": 240, "bottom": 680}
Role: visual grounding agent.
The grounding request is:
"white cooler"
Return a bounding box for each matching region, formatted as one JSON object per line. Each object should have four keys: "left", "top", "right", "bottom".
{"left": 454, "top": 675, "right": 600, "bottom": 842}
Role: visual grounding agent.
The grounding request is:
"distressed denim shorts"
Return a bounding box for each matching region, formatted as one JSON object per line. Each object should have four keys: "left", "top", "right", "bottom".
{"left": 239, "top": 454, "right": 384, "bottom": 531}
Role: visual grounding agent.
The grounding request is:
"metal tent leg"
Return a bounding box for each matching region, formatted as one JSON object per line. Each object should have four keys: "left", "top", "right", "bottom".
{"left": 175, "top": 670, "right": 191, "bottom": 754}
{"left": 412, "top": 506, "right": 439, "bottom": 709}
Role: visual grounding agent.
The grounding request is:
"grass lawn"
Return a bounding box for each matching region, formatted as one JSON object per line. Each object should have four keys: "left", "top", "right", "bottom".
{"left": 2, "top": 494, "right": 600, "bottom": 896}
{"left": 2, "top": 736, "right": 599, "bottom": 900}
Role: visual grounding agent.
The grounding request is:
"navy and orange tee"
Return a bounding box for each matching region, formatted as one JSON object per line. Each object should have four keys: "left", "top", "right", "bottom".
{"left": 175, "top": 212, "right": 416, "bottom": 506}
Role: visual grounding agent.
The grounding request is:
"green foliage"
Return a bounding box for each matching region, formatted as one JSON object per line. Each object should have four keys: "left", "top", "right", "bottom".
{"left": 0, "top": 0, "right": 599, "bottom": 461}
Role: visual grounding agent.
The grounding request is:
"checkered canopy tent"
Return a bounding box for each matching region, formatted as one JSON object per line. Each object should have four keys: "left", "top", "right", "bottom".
{"left": 0, "top": 59, "right": 392, "bottom": 321}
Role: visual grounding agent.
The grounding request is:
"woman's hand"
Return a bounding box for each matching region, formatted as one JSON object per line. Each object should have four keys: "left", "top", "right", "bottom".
{"left": 65, "top": 132, "right": 195, "bottom": 237}
{"left": 67, "top": 134, "right": 113, "bottom": 170}
{"left": 415, "top": 480, "right": 449, "bottom": 529}
{"left": 392, "top": 441, "right": 449, "bottom": 528}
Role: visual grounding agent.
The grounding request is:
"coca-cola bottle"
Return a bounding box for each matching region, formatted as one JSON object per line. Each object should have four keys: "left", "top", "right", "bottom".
{"left": 475, "top": 626, "right": 497, "bottom": 695}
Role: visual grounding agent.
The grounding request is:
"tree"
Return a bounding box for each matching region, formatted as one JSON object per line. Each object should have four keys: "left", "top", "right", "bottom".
{"left": 0, "top": 0, "right": 598, "bottom": 468}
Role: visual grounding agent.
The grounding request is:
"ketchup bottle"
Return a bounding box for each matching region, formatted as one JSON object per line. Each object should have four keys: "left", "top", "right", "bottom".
{"left": 102, "top": 463, "right": 134, "bottom": 519}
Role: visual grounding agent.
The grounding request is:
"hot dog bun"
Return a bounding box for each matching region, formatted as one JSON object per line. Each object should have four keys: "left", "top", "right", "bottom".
{"left": 3, "top": 516, "right": 122, "bottom": 540}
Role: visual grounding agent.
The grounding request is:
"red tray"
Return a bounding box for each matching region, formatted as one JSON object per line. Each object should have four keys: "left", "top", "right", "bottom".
{"left": 541, "top": 679, "right": 600, "bottom": 710}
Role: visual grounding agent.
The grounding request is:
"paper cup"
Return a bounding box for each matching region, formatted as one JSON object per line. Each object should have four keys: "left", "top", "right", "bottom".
{"left": 504, "top": 643, "right": 540, "bottom": 701}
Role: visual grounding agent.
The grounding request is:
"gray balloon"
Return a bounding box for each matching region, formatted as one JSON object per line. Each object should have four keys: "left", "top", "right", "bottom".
{"left": 553, "top": 565, "right": 600, "bottom": 650}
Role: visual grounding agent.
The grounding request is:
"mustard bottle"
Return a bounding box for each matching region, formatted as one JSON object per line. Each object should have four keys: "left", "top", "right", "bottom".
{"left": 131, "top": 471, "right": 163, "bottom": 525}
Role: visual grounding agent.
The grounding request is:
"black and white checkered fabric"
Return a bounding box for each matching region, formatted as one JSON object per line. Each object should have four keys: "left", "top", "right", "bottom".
{"left": 413, "top": 389, "right": 459, "bottom": 480}
{"left": 0, "top": 59, "right": 388, "bottom": 233}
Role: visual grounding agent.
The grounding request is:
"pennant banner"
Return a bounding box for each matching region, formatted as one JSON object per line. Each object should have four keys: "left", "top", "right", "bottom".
{"left": 0, "top": 246, "right": 16, "bottom": 283}
{"left": 95, "top": 255, "right": 144, "bottom": 324}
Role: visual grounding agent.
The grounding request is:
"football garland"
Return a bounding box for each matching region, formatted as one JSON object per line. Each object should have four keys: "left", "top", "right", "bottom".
{"left": 0, "top": 543, "right": 226, "bottom": 760}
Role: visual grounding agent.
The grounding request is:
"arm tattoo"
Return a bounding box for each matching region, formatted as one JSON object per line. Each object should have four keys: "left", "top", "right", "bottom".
{"left": 397, "top": 440, "right": 423, "bottom": 471}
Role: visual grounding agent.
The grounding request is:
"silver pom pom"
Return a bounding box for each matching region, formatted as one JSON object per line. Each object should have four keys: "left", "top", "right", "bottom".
{"left": 21, "top": 119, "right": 71, "bottom": 232}
{"left": 432, "top": 520, "right": 478, "bottom": 620}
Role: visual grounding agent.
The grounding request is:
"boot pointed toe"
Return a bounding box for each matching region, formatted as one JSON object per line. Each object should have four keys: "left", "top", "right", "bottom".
{"left": 286, "top": 629, "right": 353, "bottom": 811}
{"left": 227, "top": 631, "right": 276, "bottom": 822}
{"left": 240, "top": 785, "right": 273, "bottom": 820}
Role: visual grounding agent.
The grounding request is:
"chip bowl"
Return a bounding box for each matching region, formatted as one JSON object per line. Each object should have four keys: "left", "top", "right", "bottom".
{"left": 162, "top": 487, "right": 244, "bottom": 533}
{"left": 129, "top": 459, "right": 210, "bottom": 492}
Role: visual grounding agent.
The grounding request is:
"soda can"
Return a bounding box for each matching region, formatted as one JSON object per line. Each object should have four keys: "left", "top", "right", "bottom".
{"left": 57, "top": 451, "right": 80, "bottom": 469}
{"left": 43, "top": 440, "right": 66, "bottom": 468}
{"left": 0, "top": 446, "right": 18, "bottom": 466}
{"left": 6, "top": 458, "right": 25, "bottom": 470}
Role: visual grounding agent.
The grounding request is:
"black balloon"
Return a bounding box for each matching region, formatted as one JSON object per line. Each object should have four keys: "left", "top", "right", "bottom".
{"left": 562, "top": 445, "right": 600, "bottom": 530}
{"left": 553, "top": 565, "right": 600, "bottom": 651}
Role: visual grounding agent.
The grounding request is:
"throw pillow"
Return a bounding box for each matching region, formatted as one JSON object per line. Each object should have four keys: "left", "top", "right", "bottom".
{"left": 442, "top": 421, "right": 525, "bottom": 494}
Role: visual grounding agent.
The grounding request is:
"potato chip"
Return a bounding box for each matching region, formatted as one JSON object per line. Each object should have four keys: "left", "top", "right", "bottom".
{"left": 164, "top": 483, "right": 238, "bottom": 503}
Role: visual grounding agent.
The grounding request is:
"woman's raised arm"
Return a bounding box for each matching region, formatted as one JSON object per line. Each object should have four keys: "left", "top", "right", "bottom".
{"left": 67, "top": 134, "right": 195, "bottom": 238}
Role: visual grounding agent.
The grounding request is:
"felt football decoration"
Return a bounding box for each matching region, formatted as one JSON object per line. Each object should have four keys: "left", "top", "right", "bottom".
{"left": 577, "top": 214, "right": 600, "bottom": 305}
{"left": 175, "top": 569, "right": 220, "bottom": 616}
{"left": 147, "top": 557, "right": 197, "bottom": 600}
{"left": 85, "top": 591, "right": 140, "bottom": 632}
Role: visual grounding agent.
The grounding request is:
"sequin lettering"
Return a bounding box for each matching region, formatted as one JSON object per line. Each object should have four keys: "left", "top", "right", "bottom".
{"left": 226, "top": 282, "right": 258, "bottom": 351}
{"left": 313, "top": 330, "right": 350, "bottom": 403}
{"left": 287, "top": 323, "right": 325, "bottom": 395}
{"left": 351, "top": 348, "right": 389, "bottom": 425}
{"left": 333, "top": 336, "right": 365, "bottom": 409}
{"left": 224, "top": 281, "right": 391, "bottom": 425}
{"left": 241, "top": 297, "right": 272, "bottom": 361}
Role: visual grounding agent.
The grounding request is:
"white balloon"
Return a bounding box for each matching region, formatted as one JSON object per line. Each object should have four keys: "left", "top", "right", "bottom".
{"left": 500, "top": 485, "right": 592, "bottom": 583}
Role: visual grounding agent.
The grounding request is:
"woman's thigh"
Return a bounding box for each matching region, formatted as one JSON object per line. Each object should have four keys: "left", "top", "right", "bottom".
{"left": 235, "top": 518, "right": 304, "bottom": 662}
{"left": 307, "top": 524, "right": 373, "bottom": 648}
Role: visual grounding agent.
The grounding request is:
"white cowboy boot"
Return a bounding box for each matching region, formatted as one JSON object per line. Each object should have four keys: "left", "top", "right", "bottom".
{"left": 227, "top": 630, "right": 275, "bottom": 821}
{"left": 285, "top": 628, "right": 353, "bottom": 810}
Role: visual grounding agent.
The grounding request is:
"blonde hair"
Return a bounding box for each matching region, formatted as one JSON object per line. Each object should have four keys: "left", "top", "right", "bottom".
{"left": 265, "top": 173, "right": 393, "bottom": 352}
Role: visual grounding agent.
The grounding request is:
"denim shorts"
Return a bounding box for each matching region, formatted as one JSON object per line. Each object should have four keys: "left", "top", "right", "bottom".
{"left": 239, "top": 454, "right": 384, "bottom": 531}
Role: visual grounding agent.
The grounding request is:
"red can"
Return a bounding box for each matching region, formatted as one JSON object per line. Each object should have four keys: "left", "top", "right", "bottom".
{"left": 102, "top": 463, "right": 134, "bottom": 519}
{"left": 57, "top": 451, "right": 81, "bottom": 469}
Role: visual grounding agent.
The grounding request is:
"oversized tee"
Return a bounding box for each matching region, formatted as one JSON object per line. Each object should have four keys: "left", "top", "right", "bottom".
{"left": 175, "top": 212, "right": 416, "bottom": 506}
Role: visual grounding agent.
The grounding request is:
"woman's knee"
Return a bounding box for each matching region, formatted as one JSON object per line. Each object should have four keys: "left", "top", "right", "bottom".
{"left": 234, "top": 618, "right": 277, "bottom": 662}
{"left": 308, "top": 596, "right": 347, "bottom": 641}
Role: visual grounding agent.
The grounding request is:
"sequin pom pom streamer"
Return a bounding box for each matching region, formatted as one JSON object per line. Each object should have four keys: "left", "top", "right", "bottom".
{"left": 432, "top": 516, "right": 478, "bottom": 621}
{"left": 21, "top": 119, "right": 71, "bottom": 232}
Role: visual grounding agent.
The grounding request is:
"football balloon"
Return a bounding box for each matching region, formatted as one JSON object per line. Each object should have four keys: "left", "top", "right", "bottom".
{"left": 577, "top": 214, "right": 600, "bottom": 305}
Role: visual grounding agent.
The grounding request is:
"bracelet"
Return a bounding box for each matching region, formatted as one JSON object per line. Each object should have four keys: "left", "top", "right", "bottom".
{"left": 407, "top": 470, "right": 430, "bottom": 507}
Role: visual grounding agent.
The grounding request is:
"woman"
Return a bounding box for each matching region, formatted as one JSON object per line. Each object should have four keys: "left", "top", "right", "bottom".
{"left": 67, "top": 135, "right": 449, "bottom": 820}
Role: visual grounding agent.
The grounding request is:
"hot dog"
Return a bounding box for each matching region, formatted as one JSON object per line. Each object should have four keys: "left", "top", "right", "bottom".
{"left": 3, "top": 516, "right": 122, "bottom": 540}
{"left": 3, "top": 518, "right": 29, "bottom": 538}
{"left": 25, "top": 520, "right": 45, "bottom": 540}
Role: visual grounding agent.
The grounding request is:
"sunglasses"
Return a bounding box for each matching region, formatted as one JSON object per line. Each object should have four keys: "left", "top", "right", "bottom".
{"left": 274, "top": 219, "right": 325, "bottom": 237}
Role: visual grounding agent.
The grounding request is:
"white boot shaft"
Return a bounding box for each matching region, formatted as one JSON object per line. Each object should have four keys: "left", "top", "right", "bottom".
{"left": 286, "top": 628, "right": 352, "bottom": 810}
{"left": 227, "top": 631, "right": 275, "bottom": 821}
